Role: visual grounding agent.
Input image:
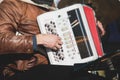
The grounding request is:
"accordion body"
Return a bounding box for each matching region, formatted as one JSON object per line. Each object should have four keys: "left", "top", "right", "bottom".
{"left": 37, "top": 4, "right": 104, "bottom": 65}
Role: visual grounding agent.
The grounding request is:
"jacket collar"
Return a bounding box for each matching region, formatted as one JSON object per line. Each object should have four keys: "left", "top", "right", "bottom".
{"left": 20, "top": 0, "right": 57, "bottom": 10}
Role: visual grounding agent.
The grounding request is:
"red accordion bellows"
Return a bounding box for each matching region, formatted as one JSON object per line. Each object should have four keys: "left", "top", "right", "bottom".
{"left": 83, "top": 6, "right": 104, "bottom": 57}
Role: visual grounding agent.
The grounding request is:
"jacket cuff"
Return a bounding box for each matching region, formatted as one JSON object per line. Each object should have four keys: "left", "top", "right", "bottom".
{"left": 32, "top": 35, "right": 38, "bottom": 52}
{"left": 32, "top": 35, "right": 47, "bottom": 56}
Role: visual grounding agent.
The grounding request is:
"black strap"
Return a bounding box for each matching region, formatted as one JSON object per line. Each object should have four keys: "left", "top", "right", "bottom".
{"left": 31, "top": 0, "right": 53, "bottom": 6}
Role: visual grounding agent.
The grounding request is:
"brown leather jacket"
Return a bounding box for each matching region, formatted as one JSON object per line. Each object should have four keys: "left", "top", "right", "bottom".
{"left": 0, "top": 0, "right": 49, "bottom": 73}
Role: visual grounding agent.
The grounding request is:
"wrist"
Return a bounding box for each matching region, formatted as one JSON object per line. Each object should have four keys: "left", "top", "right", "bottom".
{"left": 36, "top": 34, "right": 44, "bottom": 45}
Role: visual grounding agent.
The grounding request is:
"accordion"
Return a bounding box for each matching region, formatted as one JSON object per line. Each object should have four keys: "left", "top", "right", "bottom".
{"left": 37, "top": 4, "right": 104, "bottom": 66}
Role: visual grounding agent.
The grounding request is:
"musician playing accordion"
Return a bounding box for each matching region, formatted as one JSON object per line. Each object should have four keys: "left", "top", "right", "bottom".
{"left": 0, "top": 0, "right": 105, "bottom": 80}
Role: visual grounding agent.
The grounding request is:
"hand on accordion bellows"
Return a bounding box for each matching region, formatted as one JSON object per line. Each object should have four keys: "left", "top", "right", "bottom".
{"left": 36, "top": 34, "right": 63, "bottom": 50}
{"left": 96, "top": 21, "right": 106, "bottom": 36}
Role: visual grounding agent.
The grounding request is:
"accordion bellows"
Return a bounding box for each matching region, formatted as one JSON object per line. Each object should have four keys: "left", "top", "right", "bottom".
{"left": 37, "top": 4, "right": 104, "bottom": 65}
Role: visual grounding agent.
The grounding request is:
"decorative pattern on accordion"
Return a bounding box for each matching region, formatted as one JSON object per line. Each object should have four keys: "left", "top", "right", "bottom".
{"left": 37, "top": 4, "right": 104, "bottom": 65}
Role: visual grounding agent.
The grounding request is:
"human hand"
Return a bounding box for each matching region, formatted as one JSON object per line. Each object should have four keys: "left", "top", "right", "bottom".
{"left": 96, "top": 21, "right": 106, "bottom": 36}
{"left": 36, "top": 34, "right": 63, "bottom": 50}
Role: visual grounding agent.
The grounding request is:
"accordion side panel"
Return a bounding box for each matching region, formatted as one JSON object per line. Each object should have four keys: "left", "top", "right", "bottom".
{"left": 83, "top": 6, "right": 104, "bottom": 57}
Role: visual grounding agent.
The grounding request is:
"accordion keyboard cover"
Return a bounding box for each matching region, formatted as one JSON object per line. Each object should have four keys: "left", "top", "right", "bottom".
{"left": 37, "top": 4, "right": 104, "bottom": 66}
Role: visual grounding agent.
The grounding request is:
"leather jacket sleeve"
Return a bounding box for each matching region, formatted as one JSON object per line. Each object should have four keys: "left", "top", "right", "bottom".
{"left": 0, "top": 0, "right": 44, "bottom": 54}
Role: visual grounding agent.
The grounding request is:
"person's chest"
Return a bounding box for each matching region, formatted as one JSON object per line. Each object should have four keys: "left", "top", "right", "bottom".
{"left": 18, "top": 5, "right": 47, "bottom": 35}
